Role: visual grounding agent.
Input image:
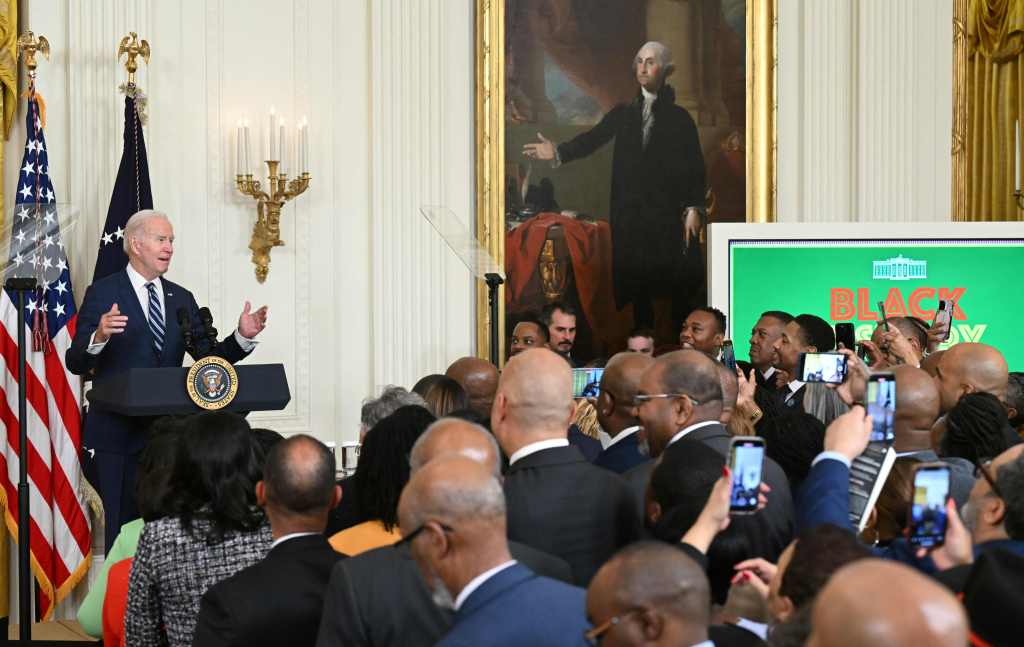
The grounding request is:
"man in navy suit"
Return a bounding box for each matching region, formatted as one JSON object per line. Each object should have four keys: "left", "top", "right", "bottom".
{"left": 594, "top": 352, "right": 652, "bottom": 474}
{"left": 398, "top": 456, "right": 590, "bottom": 647}
{"left": 66, "top": 209, "right": 268, "bottom": 551}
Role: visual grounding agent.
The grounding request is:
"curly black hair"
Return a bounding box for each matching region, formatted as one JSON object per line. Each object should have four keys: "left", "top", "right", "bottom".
{"left": 167, "top": 412, "right": 264, "bottom": 544}
{"left": 354, "top": 405, "right": 436, "bottom": 531}
{"left": 942, "top": 392, "right": 1015, "bottom": 465}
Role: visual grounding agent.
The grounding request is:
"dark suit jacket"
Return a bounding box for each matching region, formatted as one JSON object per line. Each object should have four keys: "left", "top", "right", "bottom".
{"left": 437, "top": 563, "right": 588, "bottom": 647}
{"left": 315, "top": 542, "right": 573, "bottom": 647}
{"left": 624, "top": 424, "right": 794, "bottom": 551}
{"left": 67, "top": 269, "right": 250, "bottom": 454}
{"left": 568, "top": 425, "right": 602, "bottom": 462}
{"left": 193, "top": 534, "right": 343, "bottom": 647}
{"left": 504, "top": 445, "right": 639, "bottom": 585}
{"left": 594, "top": 430, "right": 649, "bottom": 474}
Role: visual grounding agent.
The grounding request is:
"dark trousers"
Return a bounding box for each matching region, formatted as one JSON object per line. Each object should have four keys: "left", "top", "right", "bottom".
{"left": 86, "top": 449, "right": 140, "bottom": 554}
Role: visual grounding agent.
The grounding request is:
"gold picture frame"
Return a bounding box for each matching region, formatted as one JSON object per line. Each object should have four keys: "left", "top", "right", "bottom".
{"left": 474, "top": 0, "right": 778, "bottom": 362}
{"left": 951, "top": 0, "right": 967, "bottom": 220}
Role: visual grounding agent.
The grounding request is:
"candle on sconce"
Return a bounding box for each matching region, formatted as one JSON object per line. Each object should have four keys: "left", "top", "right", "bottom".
{"left": 243, "top": 120, "right": 251, "bottom": 174}
{"left": 279, "top": 118, "right": 286, "bottom": 173}
{"left": 236, "top": 121, "right": 243, "bottom": 176}
{"left": 1016, "top": 119, "right": 1021, "bottom": 193}
{"left": 269, "top": 106, "right": 277, "bottom": 160}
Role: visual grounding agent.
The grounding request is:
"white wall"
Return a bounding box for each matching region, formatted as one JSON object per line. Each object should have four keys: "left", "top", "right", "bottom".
{"left": 4, "top": 0, "right": 475, "bottom": 453}
{"left": 777, "top": 0, "right": 953, "bottom": 222}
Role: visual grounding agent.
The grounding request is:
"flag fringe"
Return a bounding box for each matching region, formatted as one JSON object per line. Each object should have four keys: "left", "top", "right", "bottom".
{"left": 0, "top": 486, "right": 92, "bottom": 620}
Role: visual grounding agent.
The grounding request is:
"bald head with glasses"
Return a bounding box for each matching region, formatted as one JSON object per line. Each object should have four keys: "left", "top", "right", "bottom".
{"left": 634, "top": 350, "right": 724, "bottom": 459}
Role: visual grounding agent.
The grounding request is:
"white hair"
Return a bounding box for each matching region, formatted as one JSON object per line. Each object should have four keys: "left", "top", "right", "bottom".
{"left": 123, "top": 209, "right": 171, "bottom": 255}
{"left": 635, "top": 41, "right": 674, "bottom": 70}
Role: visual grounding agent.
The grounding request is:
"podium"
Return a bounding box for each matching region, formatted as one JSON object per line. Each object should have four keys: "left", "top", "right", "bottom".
{"left": 86, "top": 364, "right": 291, "bottom": 415}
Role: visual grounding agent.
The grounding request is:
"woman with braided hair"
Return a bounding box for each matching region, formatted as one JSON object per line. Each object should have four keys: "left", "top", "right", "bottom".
{"left": 941, "top": 392, "right": 1019, "bottom": 466}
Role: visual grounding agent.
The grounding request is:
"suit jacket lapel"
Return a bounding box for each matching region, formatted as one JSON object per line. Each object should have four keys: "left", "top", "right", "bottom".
{"left": 161, "top": 283, "right": 179, "bottom": 363}
{"left": 456, "top": 563, "right": 532, "bottom": 620}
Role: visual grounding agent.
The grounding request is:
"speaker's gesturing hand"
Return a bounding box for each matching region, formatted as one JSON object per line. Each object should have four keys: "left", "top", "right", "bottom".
{"left": 94, "top": 303, "right": 127, "bottom": 344}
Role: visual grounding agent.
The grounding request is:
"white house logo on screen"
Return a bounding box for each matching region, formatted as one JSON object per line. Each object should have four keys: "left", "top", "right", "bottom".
{"left": 872, "top": 255, "right": 927, "bottom": 281}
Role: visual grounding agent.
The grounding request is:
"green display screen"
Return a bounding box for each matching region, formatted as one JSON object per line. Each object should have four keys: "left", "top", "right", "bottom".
{"left": 729, "top": 241, "right": 1024, "bottom": 370}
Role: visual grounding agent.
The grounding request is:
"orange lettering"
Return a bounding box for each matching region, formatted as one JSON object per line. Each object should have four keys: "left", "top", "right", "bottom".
{"left": 909, "top": 287, "right": 935, "bottom": 319}
{"left": 884, "top": 288, "right": 907, "bottom": 317}
{"left": 831, "top": 289, "right": 855, "bottom": 320}
{"left": 857, "top": 288, "right": 879, "bottom": 321}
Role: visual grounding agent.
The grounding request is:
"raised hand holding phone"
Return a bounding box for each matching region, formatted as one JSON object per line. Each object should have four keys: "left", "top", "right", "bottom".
{"left": 907, "top": 463, "right": 952, "bottom": 549}
{"left": 827, "top": 348, "right": 869, "bottom": 407}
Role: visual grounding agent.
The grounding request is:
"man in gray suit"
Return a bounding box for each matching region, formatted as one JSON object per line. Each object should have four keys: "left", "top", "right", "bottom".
{"left": 624, "top": 350, "right": 794, "bottom": 548}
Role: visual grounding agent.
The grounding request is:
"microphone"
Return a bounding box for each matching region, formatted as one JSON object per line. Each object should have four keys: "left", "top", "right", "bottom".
{"left": 177, "top": 307, "right": 197, "bottom": 358}
{"left": 197, "top": 307, "right": 219, "bottom": 353}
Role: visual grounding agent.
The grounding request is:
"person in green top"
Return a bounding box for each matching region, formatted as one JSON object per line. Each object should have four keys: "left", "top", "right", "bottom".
{"left": 77, "top": 419, "right": 183, "bottom": 637}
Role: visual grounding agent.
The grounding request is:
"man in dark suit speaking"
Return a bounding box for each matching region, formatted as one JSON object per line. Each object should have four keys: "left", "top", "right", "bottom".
{"left": 66, "top": 209, "right": 268, "bottom": 550}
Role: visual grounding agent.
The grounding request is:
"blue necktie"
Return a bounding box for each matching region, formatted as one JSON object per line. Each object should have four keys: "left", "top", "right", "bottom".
{"left": 145, "top": 282, "right": 165, "bottom": 357}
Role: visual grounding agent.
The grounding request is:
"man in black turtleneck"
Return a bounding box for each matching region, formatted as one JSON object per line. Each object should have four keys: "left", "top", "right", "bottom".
{"left": 523, "top": 41, "right": 706, "bottom": 332}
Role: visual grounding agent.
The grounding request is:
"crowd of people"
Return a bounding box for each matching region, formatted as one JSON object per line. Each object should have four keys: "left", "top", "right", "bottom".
{"left": 80, "top": 299, "right": 1024, "bottom": 647}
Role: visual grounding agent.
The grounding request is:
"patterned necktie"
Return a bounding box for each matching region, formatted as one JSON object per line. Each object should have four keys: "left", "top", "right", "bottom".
{"left": 642, "top": 97, "right": 654, "bottom": 149}
{"left": 145, "top": 282, "right": 165, "bottom": 356}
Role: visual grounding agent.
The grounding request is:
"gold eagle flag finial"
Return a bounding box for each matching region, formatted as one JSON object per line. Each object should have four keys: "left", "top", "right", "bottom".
{"left": 117, "top": 31, "right": 150, "bottom": 86}
{"left": 17, "top": 31, "right": 50, "bottom": 74}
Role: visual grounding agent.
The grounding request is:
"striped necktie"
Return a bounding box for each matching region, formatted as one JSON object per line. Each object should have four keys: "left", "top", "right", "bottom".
{"left": 145, "top": 281, "right": 165, "bottom": 357}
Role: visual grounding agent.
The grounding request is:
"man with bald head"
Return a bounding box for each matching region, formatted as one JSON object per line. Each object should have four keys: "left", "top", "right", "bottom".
{"left": 398, "top": 457, "right": 589, "bottom": 646}
{"left": 317, "top": 418, "right": 572, "bottom": 647}
{"left": 586, "top": 542, "right": 713, "bottom": 647}
{"left": 891, "top": 365, "right": 973, "bottom": 506}
{"left": 594, "top": 352, "right": 654, "bottom": 473}
{"left": 493, "top": 348, "right": 639, "bottom": 585}
{"left": 935, "top": 342, "right": 1009, "bottom": 413}
{"left": 195, "top": 435, "right": 341, "bottom": 647}
{"left": 444, "top": 357, "right": 499, "bottom": 420}
{"left": 807, "top": 559, "right": 967, "bottom": 647}
{"left": 716, "top": 362, "right": 739, "bottom": 425}
{"left": 624, "top": 350, "right": 793, "bottom": 546}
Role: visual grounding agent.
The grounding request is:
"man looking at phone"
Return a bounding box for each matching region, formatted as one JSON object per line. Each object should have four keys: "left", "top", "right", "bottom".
{"left": 625, "top": 350, "right": 793, "bottom": 546}
{"left": 678, "top": 306, "right": 726, "bottom": 358}
{"left": 737, "top": 311, "right": 792, "bottom": 389}
{"left": 767, "top": 314, "right": 835, "bottom": 411}
{"left": 540, "top": 301, "right": 578, "bottom": 365}
{"left": 594, "top": 353, "right": 653, "bottom": 474}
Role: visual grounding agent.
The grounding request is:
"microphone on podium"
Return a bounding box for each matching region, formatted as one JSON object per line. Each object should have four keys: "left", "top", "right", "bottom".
{"left": 197, "top": 307, "right": 219, "bottom": 354}
{"left": 177, "top": 307, "right": 198, "bottom": 358}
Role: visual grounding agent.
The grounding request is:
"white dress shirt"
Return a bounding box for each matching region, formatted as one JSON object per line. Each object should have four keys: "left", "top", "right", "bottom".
{"left": 508, "top": 439, "right": 570, "bottom": 466}
{"left": 667, "top": 420, "right": 722, "bottom": 448}
{"left": 784, "top": 379, "right": 805, "bottom": 403}
{"left": 88, "top": 264, "right": 257, "bottom": 354}
{"left": 454, "top": 560, "right": 517, "bottom": 611}
{"left": 641, "top": 87, "right": 657, "bottom": 148}
{"left": 605, "top": 425, "right": 640, "bottom": 449}
{"left": 761, "top": 366, "right": 776, "bottom": 382}
{"left": 270, "top": 531, "right": 318, "bottom": 550}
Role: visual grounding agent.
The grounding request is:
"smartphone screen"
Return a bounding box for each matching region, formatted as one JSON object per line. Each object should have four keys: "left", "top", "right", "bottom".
{"left": 571, "top": 368, "right": 604, "bottom": 399}
{"left": 908, "top": 464, "right": 951, "bottom": 548}
{"left": 866, "top": 373, "right": 896, "bottom": 443}
{"left": 721, "top": 341, "right": 737, "bottom": 371}
{"left": 729, "top": 437, "right": 765, "bottom": 514}
{"left": 798, "top": 352, "right": 848, "bottom": 384}
{"left": 835, "top": 323, "right": 856, "bottom": 351}
{"left": 934, "top": 300, "right": 954, "bottom": 342}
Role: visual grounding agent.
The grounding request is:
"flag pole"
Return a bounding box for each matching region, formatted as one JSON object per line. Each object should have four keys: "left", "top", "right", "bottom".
{"left": 13, "top": 30, "right": 50, "bottom": 644}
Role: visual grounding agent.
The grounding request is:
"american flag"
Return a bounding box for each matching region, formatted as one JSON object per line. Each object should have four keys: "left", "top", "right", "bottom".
{"left": 0, "top": 95, "right": 91, "bottom": 618}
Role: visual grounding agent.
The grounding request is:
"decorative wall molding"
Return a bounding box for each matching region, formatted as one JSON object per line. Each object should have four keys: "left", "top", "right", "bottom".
{"left": 777, "top": 0, "right": 953, "bottom": 222}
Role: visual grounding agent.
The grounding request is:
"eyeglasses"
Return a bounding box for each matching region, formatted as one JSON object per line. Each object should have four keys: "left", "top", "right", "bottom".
{"left": 394, "top": 522, "right": 454, "bottom": 549}
{"left": 583, "top": 609, "right": 641, "bottom": 645}
{"left": 974, "top": 459, "right": 1003, "bottom": 499}
{"left": 631, "top": 393, "right": 701, "bottom": 408}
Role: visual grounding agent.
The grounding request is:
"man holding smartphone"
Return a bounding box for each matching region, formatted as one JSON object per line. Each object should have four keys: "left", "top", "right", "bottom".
{"left": 765, "top": 314, "right": 835, "bottom": 411}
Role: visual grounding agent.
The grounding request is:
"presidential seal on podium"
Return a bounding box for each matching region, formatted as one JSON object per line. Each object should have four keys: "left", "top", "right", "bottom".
{"left": 186, "top": 356, "right": 239, "bottom": 410}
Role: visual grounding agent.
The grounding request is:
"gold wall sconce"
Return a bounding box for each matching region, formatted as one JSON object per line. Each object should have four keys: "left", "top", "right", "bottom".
{"left": 234, "top": 108, "right": 311, "bottom": 283}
